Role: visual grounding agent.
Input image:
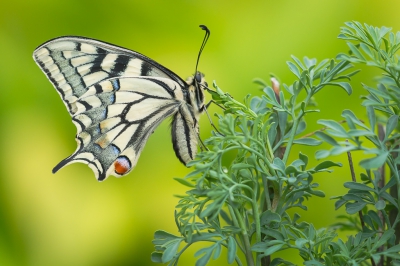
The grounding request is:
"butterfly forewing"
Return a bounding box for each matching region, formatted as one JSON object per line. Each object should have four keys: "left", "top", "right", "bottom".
{"left": 33, "top": 37, "right": 186, "bottom": 114}
{"left": 33, "top": 36, "right": 206, "bottom": 181}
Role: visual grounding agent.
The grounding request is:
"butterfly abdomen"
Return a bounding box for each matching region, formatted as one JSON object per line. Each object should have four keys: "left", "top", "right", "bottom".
{"left": 171, "top": 109, "right": 198, "bottom": 164}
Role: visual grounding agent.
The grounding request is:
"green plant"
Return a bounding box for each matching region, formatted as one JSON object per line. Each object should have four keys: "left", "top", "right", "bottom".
{"left": 151, "top": 22, "right": 400, "bottom": 266}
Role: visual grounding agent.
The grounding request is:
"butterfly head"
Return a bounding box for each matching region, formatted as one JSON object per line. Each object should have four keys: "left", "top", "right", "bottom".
{"left": 186, "top": 71, "right": 207, "bottom": 116}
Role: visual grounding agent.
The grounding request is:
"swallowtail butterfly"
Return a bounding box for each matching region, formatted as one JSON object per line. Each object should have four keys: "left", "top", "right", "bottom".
{"left": 33, "top": 26, "right": 210, "bottom": 181}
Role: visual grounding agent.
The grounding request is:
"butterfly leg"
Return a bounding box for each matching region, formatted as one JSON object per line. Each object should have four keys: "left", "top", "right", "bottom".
{"left": 197, "top": 133, "right": 209, "bottom": 152}
{"left": 205, "top": 99, "right": 226, "bottom": 111}
{"left": 203, "top": 100, "right": 224, "bottom": 136}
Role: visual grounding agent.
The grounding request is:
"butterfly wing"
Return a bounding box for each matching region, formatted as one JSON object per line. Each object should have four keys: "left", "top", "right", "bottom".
{"left": 33, "top": 36, "right": 190, "bottom": 181}
{"left": 33, "top": 36, "right": 187, "bottom": 116}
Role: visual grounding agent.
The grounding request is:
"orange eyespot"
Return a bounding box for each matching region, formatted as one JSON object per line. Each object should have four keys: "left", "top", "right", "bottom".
{"left": 114, "top": 156, "right": 131, "bottom": 175}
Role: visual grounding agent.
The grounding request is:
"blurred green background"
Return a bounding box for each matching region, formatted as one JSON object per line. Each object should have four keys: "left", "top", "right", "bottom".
{"left": 1, "top": 0, "right": 400, "bottom": 265}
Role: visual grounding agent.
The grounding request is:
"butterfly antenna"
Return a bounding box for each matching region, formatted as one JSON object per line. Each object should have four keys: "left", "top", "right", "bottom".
{"left": 195, "top": 26, "right": 223, "bottom": 137}
{"left": 195, "top": 25, "right": 210, "bottom": 75}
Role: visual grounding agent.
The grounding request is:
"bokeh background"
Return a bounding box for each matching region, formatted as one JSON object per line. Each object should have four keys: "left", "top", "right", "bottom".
{"left": 1, "top": 1, "right": 400, "bottom": 265}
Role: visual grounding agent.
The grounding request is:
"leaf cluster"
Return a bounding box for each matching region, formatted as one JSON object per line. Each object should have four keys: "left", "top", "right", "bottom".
{"left": 152, "top": 50, "right": 357, "bottom": 265}
{"left": 152, "top": 21, "right": 400, "bottom": 266}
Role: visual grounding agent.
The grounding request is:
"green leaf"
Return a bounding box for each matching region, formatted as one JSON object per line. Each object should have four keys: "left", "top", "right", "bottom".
{"left": 278, "top": 111, "right": 288, "bottom": 137}
{"left": 231, "top": 163, "right": 254, "bottom": 170}
{"left": 162, "top": 239, "right": 183, "bottom": 263}
{"left": 374, "top": 229, "right": 395, "bottom": 249}
{"left": 200, "top": 196, "right": 226, "bottom": 220}
{"left": 334, "top": 199, "right": 346, "bottom": 210}
{"left": 251, "top": 242, "right": 268, "bottom": 252}
{"left": 346, "top": 201, "right": 367, "bottom": 214}
{"left": 343, "top": 193, "right": 364, "bottom": 201}
{"left": 315, "top": 131, "right": 339, "bottom": 146}
{"left": 151, "top": 252, "right": 163, "bottom": 263}
{"left": 367, "top": 210, "right": 383, "bottom": 228}
{"left": 374, "top": 199, "right": 386, "bottom": 210}
{"left": 326, "top": 82, "right": 353, "bottom": 95}
{"left": 385, "top": 251, "right": 400, "bottom": 260}
{"left": 272, "top": 158, "right": 286, "bottom": 173}
{"left": 384, "top": 244, "right": 400, "bottom": 254}
{"left": 263, "top": 229, "right": 285, "bottom": 241}
{"left": 335, "top": 238, "right": 349, "bottom": 258}
{"left": 260, "top": 210, "right": 281, "bottom": 226}
{"left": 174, "top": 177, "right": 195, "bottom": 188}
{"left": 347, "top": 42, "right": 366, "bottom": 61}
{"left": 309, "top": 190, "right": 325, "bottom": 197}
{"left": 342, "top": 109, "right": 369, "bottom": 130}
{"left": 253, "top": 78, "right": 268, "bottom": 87}
{"left": 379, "top": 26, "right": 391, "bottom": 38}
{"left": 330, "top": 145, "right": 356, "bottom": 155}
{"left": 293, "top": 138, "right": 322, "bottom": 146}
{"left": 296, "top": 120, "right": 307, "bottom": 136}
{"left": 315, "top": 149, "right": 330, "bottom": 159}
{"left": 292, "top": 55, "right": 306, "bottom": 70}
{"left": 185, "top": 168, "right": 205, "bottom": 179}
{"left": 359, "top": 151, "right": 388, "bottom": 169}
{"left": 381, "top": 191, "right": 398, "bottom": 207}
{"left": 295, "top": 238, "right": 308, "bottom": 248}
{"left": 304, "top": 260, "right": 324, "bottom": 266}
{"left": 227, "top": 236, "right": 236, "bottom": 264}
{"left": 315, "top": 161, "right": 342, "bottom": 171}
{"left": 289, "top": 159, "right": 305, "bottom": 169}
{"left": 191, "top": 233, "right": 222, "bottom": 242}
{"left": 212, "top": 243, "right": 221, "bottom": 260}
{"left": 264, "top": 244, "right": 284, "bottom": 256}
{"left": 347, "top": 129, "right": 375, "bottom": 137}
{"left": 382, "top": 175, "right": 397, "bottom": 191}
{"left": 385, "top": 115, "right": 399, "bottom": 139}
{"left": 371, "top": 254, "right": 381, "bottom": 264}
{"left": 299, "top": 152, "right": 309, "bottom": 169}
{"left": 318, "top": 120, "right": 348, "bottom": 136}
{"left": 344, "top": 182, "right": 374, "bottom": 192}
{"left": 270, "top": 258, "right": 296, "bottom": 266}
{"left": 195, "top": 247, "right": 213, "bottom": 266}
{"left": 367, "top": 106, "right": 376, "bottom": 131}
{"left": 153, "top": 230, "right": 181, "bottom": 244}
{"left": 303, "top": 56, "right": 317, "bottom": 68}
{"left": 363, "top": 214, "right": 376, "bottom": 229}
{"left": 359, "top": 43, "right": 374, "bottom": 58}
{"left": 287, "top": 61, "right": 301, "bottom": 78}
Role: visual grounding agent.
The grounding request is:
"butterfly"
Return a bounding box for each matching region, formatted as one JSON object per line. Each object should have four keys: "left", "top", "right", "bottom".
{"left": 33, "top": 26, "right": 210, "bottom": 181}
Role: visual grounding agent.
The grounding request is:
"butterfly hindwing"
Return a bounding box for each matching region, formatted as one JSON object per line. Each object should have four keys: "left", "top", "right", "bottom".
{"left": 33, "top": 36, "right": 205, "bottom": 181}
{"left": 56, "top": 76, "right": 186, "bottom": 180}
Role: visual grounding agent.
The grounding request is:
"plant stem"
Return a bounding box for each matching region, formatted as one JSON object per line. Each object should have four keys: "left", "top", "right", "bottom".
{"left": 282, "top": 112, "right": 297, "bottom": 164}
{"left": 386, "top": 160, "right": 400, "bottom": 208}
{"left": 232, "top": 206, "right": 255, "bottom": 266}
{"left": 261, "top": 175, "right": 272, "bottom": 210}
{"left": 346, "top": 140, "right": 365, "bottom": 229}
{"left": 282, "top": 93, "right": 312, "bottom": 164}
{"left": 252, "top": 191, "right": 261, "bottom": 266}
{"left": 228, "top": 206, "right": 246, "bottom": 254}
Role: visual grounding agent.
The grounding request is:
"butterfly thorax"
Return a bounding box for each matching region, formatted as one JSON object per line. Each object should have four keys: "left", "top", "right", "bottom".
{"left": 185, "top": 71, "right": 207, "bottom": 120}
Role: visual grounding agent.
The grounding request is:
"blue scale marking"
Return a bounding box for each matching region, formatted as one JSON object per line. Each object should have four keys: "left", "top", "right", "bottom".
{"left": 111, "top": 79, "right": 120, "bottom": 90}
{"left": 109, "top": 93, "right": 115, "bottom": 104}
{"left": 111, "top": 144, "right": 121, "bottom": 155}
